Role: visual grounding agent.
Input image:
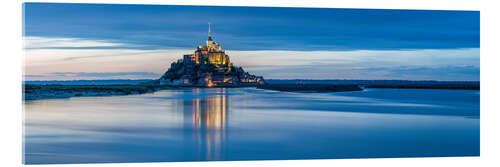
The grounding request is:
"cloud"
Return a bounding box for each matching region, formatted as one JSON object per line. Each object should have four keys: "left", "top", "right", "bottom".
{"left": 228, "top": 49, "right": 479, "bottom": 81}
{"left": 51, "top": 72, "right": 160, "bottom": 77}
{"left": 23, "top": 36, "right": 129, "bottom": 49}
{"left": 24, "top": 37, "right": 479, "bottom": 81}
{"left": 24, "top": 3, "right": 479, "bottom": 51}
{"left": 24, "top": 72, "right": 161, "bottom": 80}
{"left": 24, "top": 37, "right": 192, "bottom": 76}
{"left": 357, "top": 65, "right": 480, "bottom": 81}
{"left": 228, "top": 48, "right": 480, "bottom": 68}
{"left": 244, "top": 64, "right": 479, "bottom": 81}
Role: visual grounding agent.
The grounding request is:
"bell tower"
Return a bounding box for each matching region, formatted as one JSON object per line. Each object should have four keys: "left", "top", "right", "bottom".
{"left": 208, "top": 22, "right": 213, "bottom": 41}
{"left": 206, "top": 22, "right": 220, "bottom": 51}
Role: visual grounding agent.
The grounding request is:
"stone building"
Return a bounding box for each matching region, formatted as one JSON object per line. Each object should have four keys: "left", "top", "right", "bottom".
{"left": 183, "top": 23, "right": 231, "bottom": 71}
{"left": 159, "top": 23, "right": 264, "bottom": 87}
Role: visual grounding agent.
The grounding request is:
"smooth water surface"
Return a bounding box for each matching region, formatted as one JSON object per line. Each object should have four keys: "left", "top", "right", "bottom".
{"left": 24, "top": 88, "right": 479, "bottom": 164}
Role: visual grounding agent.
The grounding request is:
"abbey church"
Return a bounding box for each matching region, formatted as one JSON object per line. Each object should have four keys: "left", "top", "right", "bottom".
{"left": 158, "top": 24, "right": 264, "bottom": 87}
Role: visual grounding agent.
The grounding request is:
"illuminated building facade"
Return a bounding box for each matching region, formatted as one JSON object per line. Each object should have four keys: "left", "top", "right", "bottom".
{"left": 183, "top": 23, "right": 232, "bottom": 71}
{"left": 159, "top": 23, "right": 265, "bottom": 87}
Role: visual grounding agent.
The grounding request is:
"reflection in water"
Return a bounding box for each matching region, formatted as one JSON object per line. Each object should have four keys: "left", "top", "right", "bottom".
{"left": 23, "top": 88, "right": 479, "bottom": 164}
{"left": 183, "top": 88, "right": 229, "bottom": 160}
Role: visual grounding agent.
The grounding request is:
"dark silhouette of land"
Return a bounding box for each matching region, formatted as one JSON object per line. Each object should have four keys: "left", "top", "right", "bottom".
{"left": 23, "top": 79, "right": 479, "bottom": 100}
{"left": 257, "top": 84, "right": 362, "bottom": 92}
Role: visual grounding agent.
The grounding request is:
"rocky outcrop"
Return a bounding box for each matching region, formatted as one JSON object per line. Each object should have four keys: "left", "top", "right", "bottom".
{"left": 158, "top": 60, "right": 264, "bottom": 87}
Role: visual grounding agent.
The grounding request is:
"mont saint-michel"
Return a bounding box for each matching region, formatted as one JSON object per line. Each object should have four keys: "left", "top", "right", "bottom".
{"left": 23, "top": 3, "right": 479, "bottom": 165}
{"left": 157, "top": 24, "right": 264, "bottom": 87}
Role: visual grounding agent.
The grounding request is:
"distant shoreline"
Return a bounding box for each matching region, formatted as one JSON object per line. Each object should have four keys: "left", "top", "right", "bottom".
{"left": 23, "top": 84, "right": 167, "bottom": 101}
{"left": 364, "top": 84, "right": 479, "bottom": 90}
{"left": 23, "top": 79, "right": 480, "bottom": 85}
{"left": 257, "top": 84, "right": 363, "bottom": 93}
{"left": 23, "top": 79, "right": 479, "bottom": 101}
{"left": 23, "top": 84, "right": 258, "bottom": 101}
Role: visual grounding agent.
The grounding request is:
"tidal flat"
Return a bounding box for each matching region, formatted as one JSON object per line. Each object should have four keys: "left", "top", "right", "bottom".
{"left": 24, "top": 81, "right": 480, "bottom": 101}
{"left": 23, "top": 84, "right": 169, "bottom": 100}
{"left": 24, "top": 87, "right": 479, "bottom": 164}
{"left": 23, "top": 83, "right": 365, "bottom": 100}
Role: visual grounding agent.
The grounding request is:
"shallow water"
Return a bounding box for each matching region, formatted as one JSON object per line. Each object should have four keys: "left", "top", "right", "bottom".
{"left": 23, "top": 88, "right": 479, "bottom": 164}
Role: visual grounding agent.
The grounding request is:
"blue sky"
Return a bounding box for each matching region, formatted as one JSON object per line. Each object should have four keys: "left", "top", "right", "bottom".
{"left": 23, "top": 3, "right": 480, "bottom": 81}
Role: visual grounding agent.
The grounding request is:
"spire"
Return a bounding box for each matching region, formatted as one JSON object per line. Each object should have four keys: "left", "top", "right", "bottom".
{"left": 207, "top": 22, "right": 213, "bottom": 41}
